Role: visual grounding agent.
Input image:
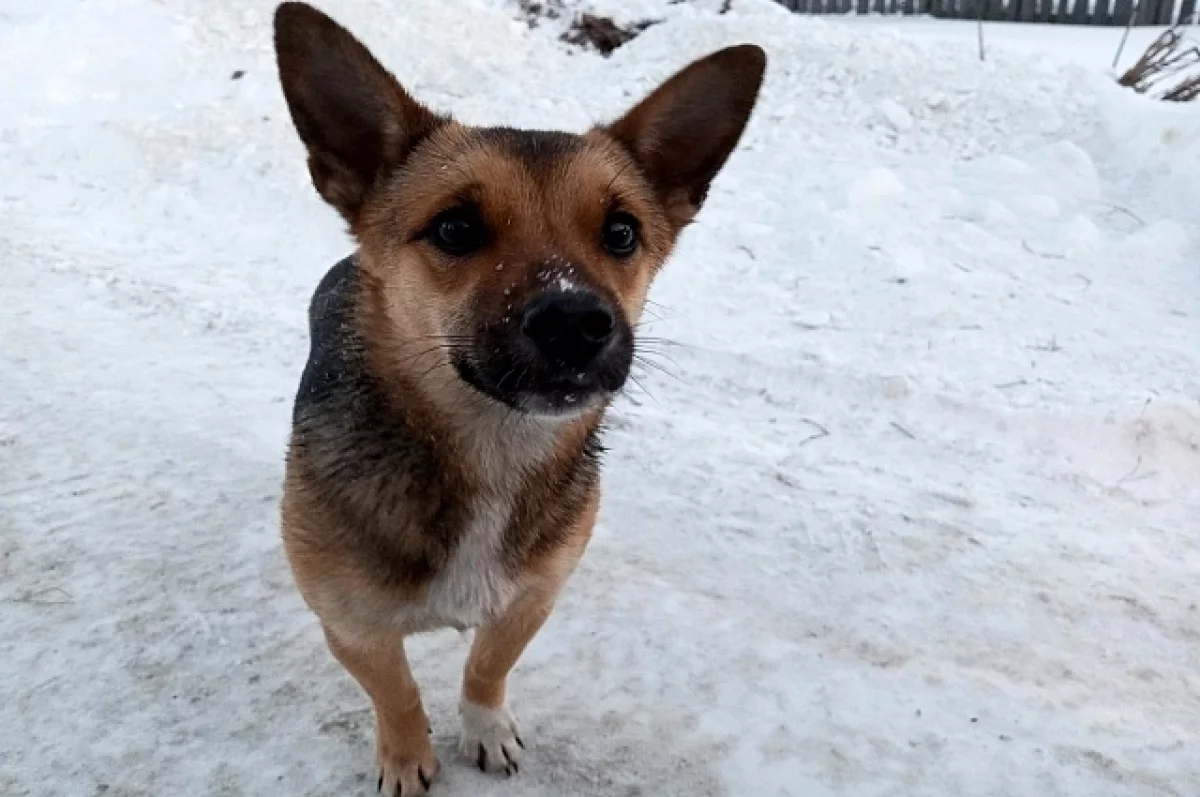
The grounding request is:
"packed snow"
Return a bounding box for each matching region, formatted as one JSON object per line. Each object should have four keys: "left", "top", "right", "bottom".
{"left": 2, "top": 1, "right": 1198, "bottom": 795}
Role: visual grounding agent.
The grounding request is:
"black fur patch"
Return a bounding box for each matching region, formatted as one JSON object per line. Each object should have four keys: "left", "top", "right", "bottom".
{"left": 289, "top": 255, "right": 469, "bottom": 587}
{"left": 476, "top": 128, "right": 583, "bottom": 163}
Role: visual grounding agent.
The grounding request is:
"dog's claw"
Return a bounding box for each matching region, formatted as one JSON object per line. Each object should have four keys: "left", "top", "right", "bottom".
{"left": 377, "top": 774, "right": 383, "bottom": 793}
{"left": 460, "top": 702, "right": 524, "bottom": 777}
{"left": 497, "top": 743, "right": 520, "bottom": 776}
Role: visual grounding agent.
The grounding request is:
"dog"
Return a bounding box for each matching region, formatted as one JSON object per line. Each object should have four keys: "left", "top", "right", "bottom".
{"left": 272, "top": 3, "right": 765, "bottom": 793}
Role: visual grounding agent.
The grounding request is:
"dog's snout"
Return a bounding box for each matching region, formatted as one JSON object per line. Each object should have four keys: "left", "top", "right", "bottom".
{"left": 521, "top": 292, "right": 616, "bottom": 369}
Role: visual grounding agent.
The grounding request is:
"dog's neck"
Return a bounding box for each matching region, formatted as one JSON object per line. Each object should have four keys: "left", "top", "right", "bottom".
{"left": 443, "top": 398, "right": 562, "bottom": 493}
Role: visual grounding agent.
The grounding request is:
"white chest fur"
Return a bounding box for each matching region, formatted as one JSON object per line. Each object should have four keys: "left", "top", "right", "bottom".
{"left": 390, "top": 408, "right": 562, "bottom": 632}
{"left": 396, "top": 494, "right": 519, "bottom": 632}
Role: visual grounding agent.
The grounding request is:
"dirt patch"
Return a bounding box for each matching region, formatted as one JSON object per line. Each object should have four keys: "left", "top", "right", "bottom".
{"left": 562, "top": 13, "right": 659, "bottom": 57}
{"left": 515, "top": 0, "right": 567, "bottom": 28}
{"left": 513, "top": 0, "right": 658, "bottom": 56}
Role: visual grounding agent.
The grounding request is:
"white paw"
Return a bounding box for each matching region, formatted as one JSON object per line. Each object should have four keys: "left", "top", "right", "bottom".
{"left": 458, "top": 699, "right": 525, "bottom": 775}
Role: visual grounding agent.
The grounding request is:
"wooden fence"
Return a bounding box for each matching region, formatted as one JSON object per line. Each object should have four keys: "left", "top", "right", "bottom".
{"left": 774, "top": 0, "right": 1199, "bottom": 25}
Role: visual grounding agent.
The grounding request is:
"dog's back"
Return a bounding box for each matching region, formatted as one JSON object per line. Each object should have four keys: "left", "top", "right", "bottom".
{"left": 294, "top": 254, "right": 357, "bottom": 422}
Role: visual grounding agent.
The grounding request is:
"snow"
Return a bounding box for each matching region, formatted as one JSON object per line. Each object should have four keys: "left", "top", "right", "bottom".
{"left": 2, "top": 0, "right": 1199, "bottom": 795}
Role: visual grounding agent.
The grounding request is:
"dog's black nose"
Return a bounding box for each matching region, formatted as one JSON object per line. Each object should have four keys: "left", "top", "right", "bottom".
{"left": 521, "top": 291, "right": 616, "bottom": 370}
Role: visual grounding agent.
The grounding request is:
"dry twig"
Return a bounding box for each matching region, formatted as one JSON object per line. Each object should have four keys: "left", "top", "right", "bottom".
{"left": 797, "top": 418, "right": 830, "bottom": 448}
{"left": 1118, "top": 26, "right": 1200, "bottom": 101}
{"left": 1022, "top": 240, "right": 1067, "bottom": 260}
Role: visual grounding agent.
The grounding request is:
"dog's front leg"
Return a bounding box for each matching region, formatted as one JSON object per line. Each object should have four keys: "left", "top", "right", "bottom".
{"left": 324, "top": 625, "right": 438, "bottom": 796}
{"left": 459, "top": 585, "right": 555, "bottom": 775}
{"left": 458, "top": 493, "right": 599, "bottom": 776}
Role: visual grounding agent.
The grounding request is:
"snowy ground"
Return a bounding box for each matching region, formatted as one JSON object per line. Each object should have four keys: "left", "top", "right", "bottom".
{"left": 3, "top": 0, "right": 1199, "bottom": 795}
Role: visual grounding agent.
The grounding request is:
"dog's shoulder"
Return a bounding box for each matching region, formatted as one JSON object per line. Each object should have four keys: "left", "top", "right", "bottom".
{"left": 285, "top": 254, "right": 475, "bottom": 589}
{"left": 288, "top": 253, "right": 445, "bottom": 495}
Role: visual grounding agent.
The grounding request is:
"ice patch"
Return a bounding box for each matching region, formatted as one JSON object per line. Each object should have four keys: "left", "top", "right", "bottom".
{"left": 1032, "top": 139, "right": 1102, "bottom": 202}
{"left": 1119, "top": 218, "right": 1192, "bottom": 263}
{"left": 1059, "top": 214, "right": 1103, "bottom": 256}
{"left": 878, "top": 98, "right": 914, "bottom": 132}
{"left": 1013, "top": 193, "right": 1061, "bottom": 220}
{"left": 849, "top": 167, "right": 905, "bottom": 203}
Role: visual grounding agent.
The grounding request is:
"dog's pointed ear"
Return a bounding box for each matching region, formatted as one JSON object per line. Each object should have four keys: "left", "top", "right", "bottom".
{"left": 273, "top": 2, "right": 442, "bottom": 223}
{"left": 606, "top": 45, "right": 766, "bottom": 228}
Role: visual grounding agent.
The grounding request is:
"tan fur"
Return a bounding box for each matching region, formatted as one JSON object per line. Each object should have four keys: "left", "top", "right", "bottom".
{"left": 272, "top": 3, "right": 764, "bottom": 793}
{"left": 323, "top": 625, "right": 438, "bottom": 794}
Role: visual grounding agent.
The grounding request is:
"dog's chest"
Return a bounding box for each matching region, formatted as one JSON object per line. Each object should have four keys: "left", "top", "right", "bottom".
{"left": 390, "top": 418, "right": 556, "bottom": 632}
{"left": 395, "top": 495, "right": 518, "bottom": 632}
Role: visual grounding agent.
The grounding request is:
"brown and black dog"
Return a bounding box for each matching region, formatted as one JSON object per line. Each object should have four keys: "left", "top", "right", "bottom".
{"left": 272, "top": 3, "right": 765, "bottom": 793}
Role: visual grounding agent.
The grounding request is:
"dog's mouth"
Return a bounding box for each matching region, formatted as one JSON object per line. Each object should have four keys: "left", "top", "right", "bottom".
{"left": 453, "top": 357, "right": 626, "bottom": 418}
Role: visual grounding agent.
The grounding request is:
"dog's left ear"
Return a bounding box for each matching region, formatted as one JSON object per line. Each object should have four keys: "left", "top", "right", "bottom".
{"left": 606, "top": 45, "right": 766, "bottom": 228}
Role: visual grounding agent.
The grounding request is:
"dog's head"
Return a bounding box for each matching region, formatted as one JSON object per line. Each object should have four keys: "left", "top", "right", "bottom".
{"left": 274, "top": 2, "right": 765, "bottom": 418}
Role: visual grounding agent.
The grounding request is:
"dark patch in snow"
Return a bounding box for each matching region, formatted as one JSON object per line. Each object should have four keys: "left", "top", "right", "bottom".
{"left": 562, "top": 13, "right": 659, "bottom": 57}
{"left": 515, "top": 0, "right": 567, "bottom": 27}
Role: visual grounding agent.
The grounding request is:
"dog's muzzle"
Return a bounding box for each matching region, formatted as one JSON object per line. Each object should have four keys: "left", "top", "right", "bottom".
{"left": 454, "top": 289, "right": 633, "bottom": 416}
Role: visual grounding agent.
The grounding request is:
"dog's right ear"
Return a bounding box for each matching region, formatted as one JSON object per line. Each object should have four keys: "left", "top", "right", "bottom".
{"left": 273, "top": 2, "right": 441, "bottom": 223}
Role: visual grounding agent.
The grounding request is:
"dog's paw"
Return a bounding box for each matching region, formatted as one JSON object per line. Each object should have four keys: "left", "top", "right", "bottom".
{"left": 376, "top": 734, "right": 438, "bottom": 796}
{"left": 458, "top": 699, "right": 525, "bottom": 776}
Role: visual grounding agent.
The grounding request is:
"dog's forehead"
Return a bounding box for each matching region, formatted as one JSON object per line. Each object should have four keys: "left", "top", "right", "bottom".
{"left": 401, "top": 124, "right": 632, "bottom": 202}
{"left": 474, "top": 127, "right": 585, "bottom": 161}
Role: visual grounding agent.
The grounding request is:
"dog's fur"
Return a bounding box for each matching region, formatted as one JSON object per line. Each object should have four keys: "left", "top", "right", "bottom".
{"left": 272, "top": 3, "right": 765, "bottom": 794}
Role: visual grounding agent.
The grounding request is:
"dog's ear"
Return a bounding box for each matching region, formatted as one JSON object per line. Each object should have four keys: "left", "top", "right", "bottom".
{"left": 606, "top": 45, "right": 765, "bottom": 228}
{"left": 273, "top": 2, "right": 442, "bottom": 223}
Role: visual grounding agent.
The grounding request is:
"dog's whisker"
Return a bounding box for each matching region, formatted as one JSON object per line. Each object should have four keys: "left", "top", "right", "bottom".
{"left": 413, "top": 358, "right": 456, "bottom": 383}
{"left": 390, "top": 348, "right": 454, "bottom": 371}
{"left": 626, "top": 373, "right": 661, "bottom": 406}
{"left": 633, "top": 356, "right": 683, "bottom": 384}
{"left": 634, "top": 346, "right": 683, "bottom": 371}
{"left": 632, "top": 333, "right": 684, "bottom": 348}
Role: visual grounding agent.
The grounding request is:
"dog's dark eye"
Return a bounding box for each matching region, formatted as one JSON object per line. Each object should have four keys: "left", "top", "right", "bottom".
{"left": 601, "top": 213, "right": 639, "bottom": 258}
{"left": 427, "top": 207, "right": 487, "bottom": 256}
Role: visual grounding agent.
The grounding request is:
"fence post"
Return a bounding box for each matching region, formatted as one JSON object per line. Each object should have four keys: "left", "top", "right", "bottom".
{"left": 1109, "top": 0, "right": 1134, "bottom": 25}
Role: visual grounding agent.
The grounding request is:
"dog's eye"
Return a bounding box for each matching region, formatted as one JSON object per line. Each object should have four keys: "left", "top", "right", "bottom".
{"left": 601, "top": 212, "right": 639, "bottom": 258}
{"left": 427, "top": 207, "right": 487, "bottom": 256}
